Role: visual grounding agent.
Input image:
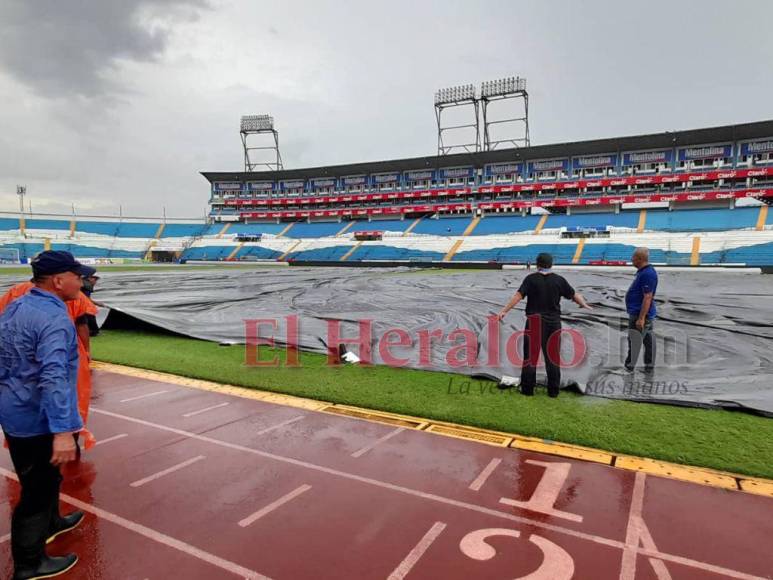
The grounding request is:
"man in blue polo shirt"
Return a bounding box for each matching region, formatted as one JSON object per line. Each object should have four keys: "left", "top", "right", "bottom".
{"left": 1, "top": 251, "right": 87, "bottom": 579}
{"left": 625, "top": 247, "right": 658, "bottom": 372}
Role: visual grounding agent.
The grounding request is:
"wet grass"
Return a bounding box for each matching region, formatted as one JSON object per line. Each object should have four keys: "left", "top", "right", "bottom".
{"left": 92, "top": 329, "right": 773, "bottom": 479}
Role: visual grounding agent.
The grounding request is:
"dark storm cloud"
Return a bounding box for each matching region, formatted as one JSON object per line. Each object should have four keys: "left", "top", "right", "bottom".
{"left": 0, "top": 0, "right": 209, "bottom": 98}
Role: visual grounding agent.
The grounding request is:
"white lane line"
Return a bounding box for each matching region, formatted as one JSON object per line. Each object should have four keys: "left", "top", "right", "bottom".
{"left": 94, "top": 433, "right": 129, "bottom": 446}
{"left": 351, "top": 427, "right": 405, "bottom": 458}
{"left": 238, "top": 485, "right": 312, "bottom": 528}
{"left": 620, "top": 471, "right": 647, "bottom": 580}
{"left": 254, "top": 415, "right": 305, "bottom": 435}
{"left": 90, "top": 408, "right": 767, "bottom": 580}
{"left": 183, "top": 402, "right": 230, "bottom": 418}
{"left": 0, "top": 467, "right": 269, "bottom": 579}
{"left": 130, "top": 456, "right": 206, "bottom": 488}
{"left": 387, "top": 521, "right": 446, "bottom": 580}
{"left": 468, "top": 458, "right": 502, "bottom": 492}
{"left": 120, "top": 390, "right": 170, "bottom": 403}
{"left": 639, "top": 518, "right": 673, "bottom": 580}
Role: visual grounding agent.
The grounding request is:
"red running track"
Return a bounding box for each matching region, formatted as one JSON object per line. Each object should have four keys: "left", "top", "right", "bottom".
{"left": 0, "top": 370, "right": 771, "bottom": 579}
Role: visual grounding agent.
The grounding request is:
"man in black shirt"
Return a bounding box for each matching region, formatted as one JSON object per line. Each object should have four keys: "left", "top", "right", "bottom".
{"left": 497, "top": 253, "right": 592, "bottom": 397}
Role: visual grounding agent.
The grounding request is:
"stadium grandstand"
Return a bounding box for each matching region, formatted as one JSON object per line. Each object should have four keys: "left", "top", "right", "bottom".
{"left": 3, "top": 120, "right": 773, "bottom": 267}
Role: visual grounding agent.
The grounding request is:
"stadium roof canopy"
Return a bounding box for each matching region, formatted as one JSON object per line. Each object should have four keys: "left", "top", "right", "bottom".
{"left": 201, "top": 119, "right": 773, "bottom": 182}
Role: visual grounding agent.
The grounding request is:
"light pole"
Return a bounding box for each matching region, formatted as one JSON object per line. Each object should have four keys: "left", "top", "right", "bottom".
{"left": 16, "top": 185, "right": 26, "bottom": 215}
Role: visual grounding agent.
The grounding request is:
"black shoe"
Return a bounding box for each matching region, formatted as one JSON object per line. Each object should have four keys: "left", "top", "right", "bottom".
{"left": 46, "top": 511, "right": 84, "bottom": 545}
{"left": 13, "top": 554, "right": 78, "bottom": 580}
{"left": 624, "top": 365, "right": 634, "bottom": 373}
{"left": 548, "top": 391, "right": 559, "bottom": 398}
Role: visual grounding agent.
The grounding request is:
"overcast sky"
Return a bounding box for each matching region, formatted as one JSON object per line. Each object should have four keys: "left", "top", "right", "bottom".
{"left": 1, "top": 0, "right": 772, "bottom": 218}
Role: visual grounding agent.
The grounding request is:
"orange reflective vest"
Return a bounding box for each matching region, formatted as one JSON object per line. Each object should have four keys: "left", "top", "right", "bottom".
{"left": 0, "top": 282, "right": 98, "bottom": 449}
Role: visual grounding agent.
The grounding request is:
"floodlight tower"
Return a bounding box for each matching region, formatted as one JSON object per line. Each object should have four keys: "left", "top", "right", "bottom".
{"left": 16, "top": 185, "right": 26, "bottom": 214}
{"left": 240, "top": 114, "right": 284, "bottom": 172}
{"left": 434, "top": 84, "right": 480, "bottom": 155}
{"left": 480, "top": 77, "right": 530, "bottom": 150}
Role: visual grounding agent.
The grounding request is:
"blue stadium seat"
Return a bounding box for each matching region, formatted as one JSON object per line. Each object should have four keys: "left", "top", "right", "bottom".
{"left": 412, "top": 217, "right": 473, "bottom": 236}
{"left": 229, "top": 223, "right": 288, "bottom": 236}
{"left": 160, "top": 223, "right": 209, "bottom": 238}
{"left": 646, "top": 208, "right": 759, "bottom": 232}
{"left": 115, "top": 222, "right": 161, "bottom": 238}
{"left": 234, "top": 245, "right": 283, "bottom": 260}
{"left": 453, "top": 243, "right": 577, "bottom": 263}
{"left": 547, "top": 212, "right": 640, "bottom": 230}
{"left": 347, "top": 220, "right": 409, "bottom": 234}
{"left": 25, "top": 219, "right": 72, "bottom": 231}
{"left": 285, "top": 222, "right": 346, "bottom": 239}
{"left": 473, "top": 215, "right": 542, "bottom": 235}
{"left": 181, "top": 246, "right": 235, "bottom": 260}
{"left": 200, "top": 224, "right": 224, "bottom": 236}
{"left": 76, "top": 221, "right": 120, "bottom": 236}
{"left": 0, "top": 218, "right": 20, "bottom": 232}
{"left": 701, "top": 241, "right": 773, "bottom": 265}
{"left": 0, "top": 243, "right": 45, "bottom": 261}
{"left": 580, "top": 243, "right": 687, "bottom": 265}
{"left": 288, "top": 246, "right": 354, "bottom": 261}
{"left": 347, "top": 245, "right": 445, "bottom": 261}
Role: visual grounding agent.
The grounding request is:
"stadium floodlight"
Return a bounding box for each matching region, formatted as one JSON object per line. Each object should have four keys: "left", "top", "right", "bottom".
{"left": 434, "top": 83, "right": 480, "bottom": 154}
{"left": 240, "top": 114, "right": 283, "bottom": 171}
{"left": 479, "top": 76, "right": 530, "bottom": 150}
{"left": 16, "top": 185, "right": 26, "bottom": 214}
{"left": 241, "top": 114, "right": 275, "bottom": 133}
{"left": 480, "top": 76, "right": 527, "bottom": 98}
{"left": 434, "top": 83, "right": 476, "bottom": 105}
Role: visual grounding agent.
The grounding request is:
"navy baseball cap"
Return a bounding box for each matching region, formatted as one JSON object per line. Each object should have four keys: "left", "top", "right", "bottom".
{"left": 80, "top": 265, "right": 98, "bottom": 278}
{"left": 31, "top": 250, "right": 89, "bottom": 277}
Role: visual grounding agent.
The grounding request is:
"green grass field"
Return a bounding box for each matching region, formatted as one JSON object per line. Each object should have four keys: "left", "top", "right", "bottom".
{"left": 92, "top": 329, "right": 773, "bottom": 479}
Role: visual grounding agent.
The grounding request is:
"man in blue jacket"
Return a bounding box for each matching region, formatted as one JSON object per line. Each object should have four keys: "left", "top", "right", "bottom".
{"left": 0, "top": 251, "right": 88, "bottom": 579}
{"left": 625, "top": 247, "right": 658, "bottom": 372}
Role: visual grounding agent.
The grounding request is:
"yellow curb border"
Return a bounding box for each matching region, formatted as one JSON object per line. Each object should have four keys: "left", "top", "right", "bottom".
{"left": 91, "top": 361, "right": 773, "bottom": 498}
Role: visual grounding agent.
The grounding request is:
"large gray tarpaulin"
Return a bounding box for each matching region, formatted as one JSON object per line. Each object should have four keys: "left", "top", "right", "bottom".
{"left": 2, "top": 267, "right": 771, "bottom": 415}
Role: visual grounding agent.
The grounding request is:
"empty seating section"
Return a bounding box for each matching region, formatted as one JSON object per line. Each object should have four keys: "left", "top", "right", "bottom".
{"left": 580, "top": 243, "right": 688, "bottom": 265}
{"left": 25, "top": 219, "right": 72, "bottom": 231}
{"left": 230, "top": 223, "right": 287, "bottom": 236}
{"left": 2, "top": 209, "right": 772, "bottom": 265}
{"left": 115, "top": 222, "right": 162, "bottom": 238}
{"left": 646, "top": 208, "right": 758, "bottom": 232}
{"left": 0, "top": 243, "right": 45, "bottom": 261}
{"left": 180, "top": 246, "right": 234, "bottom": 261}
{"left": 50, "top": 243, "right": 143, "bottom": 259}
{"left": 288, "top": 246, "right": 354, "bottom": 261}
{"left": 347, "top": 245, "right": 445, "bottom": 261}
{"left": 701, "top": 241, "right": 773, "bottom": 265}
{"left": 202, "top": 224, "right": 224, "bottom": 236}
{"left": 413, "top": 217, "right": 472, "bottom": 236}
{"left": 234, "top": 246, "right": 283, "bottom": 260}
{"left": 76, "top": 221, "right": 121, "bottom": 236}
{"left": 347, "top": 220, "right": 409, "bottom": 234}
{"left": 0, "top": 218, "right": 20, "bottom": 232}
{"left": 453, "top": 243, "right": 578, "bottom": 263}
{"left": 474, "top": 215, "right": 543, "bottom": 235}
{"left": 160, "top": 223, "right": 209, "bottom": 238}
{"left": 286, "top": 222, "right": 347, "bottom": 239}
{"left": 546, "top": 212, "right": 640, "bottom": 230}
